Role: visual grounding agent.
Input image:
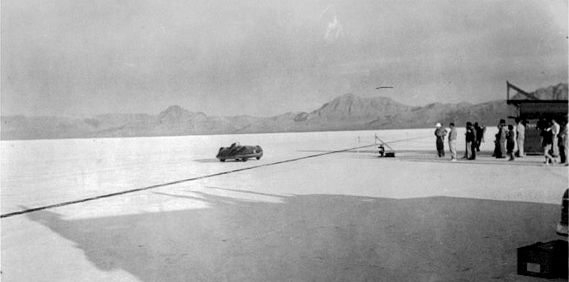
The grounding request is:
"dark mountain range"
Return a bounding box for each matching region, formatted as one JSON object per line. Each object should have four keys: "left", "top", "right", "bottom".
{"left": 299, "top": 94, "right": 413, "bottom": 122}
{"left": 2, "top": 83, "right": 566, "bottom": 140}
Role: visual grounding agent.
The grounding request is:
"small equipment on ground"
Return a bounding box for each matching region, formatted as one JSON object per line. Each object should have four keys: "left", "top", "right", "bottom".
{"left": 516, "top": 188, "right": 568, "bottom": 279}
{"left": 375, "top": 134, "right": 395, "bottom": 157}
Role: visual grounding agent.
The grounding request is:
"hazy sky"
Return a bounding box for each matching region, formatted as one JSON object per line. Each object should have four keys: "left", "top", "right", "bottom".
{"left": 2, "top": 0, "right": 567, "bottom": 117}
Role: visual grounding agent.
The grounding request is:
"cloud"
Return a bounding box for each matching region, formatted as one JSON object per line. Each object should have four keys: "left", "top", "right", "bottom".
{"left": 320, "top": 5, "right": 343, "bottom": 42}
{"left": 324, "top": 15, "right": 343, "bottom": 42}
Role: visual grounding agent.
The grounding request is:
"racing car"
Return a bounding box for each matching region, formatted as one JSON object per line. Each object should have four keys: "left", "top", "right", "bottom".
{"left": 216, "top": 143, "right": 263, "bottom": 162}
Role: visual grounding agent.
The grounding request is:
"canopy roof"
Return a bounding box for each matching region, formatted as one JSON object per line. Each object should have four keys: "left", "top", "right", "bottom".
{"left": 507, "top": 82, "right": 568, "bottom": 104}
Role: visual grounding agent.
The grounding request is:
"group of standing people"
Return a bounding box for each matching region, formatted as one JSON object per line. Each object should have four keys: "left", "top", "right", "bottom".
{"left": 493, "top": 119, "right": 517, "bottom": 160}
{"left": 434, "top": 121, "right": 485, "bottom": 161}
{"left": 435, "top": 116, "right": 569, "bottom": 166}
{"left": 538, "top": 117, "right": 568, "bottom": 166}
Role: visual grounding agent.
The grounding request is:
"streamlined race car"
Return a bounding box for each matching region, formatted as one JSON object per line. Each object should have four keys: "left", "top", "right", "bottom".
{"left": 216, "top": 143, "right": 263, "bottom": 162}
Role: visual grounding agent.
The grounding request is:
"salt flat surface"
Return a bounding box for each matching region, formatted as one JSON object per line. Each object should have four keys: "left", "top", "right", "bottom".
{"left": 1, "top": 128, "right": 567, "bottom": 282}
{"left": 1, "top": 129, "right": 435, "bottom": 215}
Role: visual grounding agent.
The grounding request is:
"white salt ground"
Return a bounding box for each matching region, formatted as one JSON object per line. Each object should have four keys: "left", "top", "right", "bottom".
{"left": 1, "top": 128, "right": 567, "bottom": 281}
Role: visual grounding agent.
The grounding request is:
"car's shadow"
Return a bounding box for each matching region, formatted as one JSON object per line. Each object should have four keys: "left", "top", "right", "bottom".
{"left": 194, "top": 158, "right": 261, "bottom": 163}
{"left": 193, "top": 158, "right": 223, "bottom": 163}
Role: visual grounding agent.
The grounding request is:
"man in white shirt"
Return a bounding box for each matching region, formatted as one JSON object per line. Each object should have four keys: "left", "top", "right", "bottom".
{"left": 559, "top": 117, "right": 568, "bottom": 165}
{"left": 552, "top": 119, "right": 560, "bottom": 158}
{"left": 515, "top": 118, "right": 525, "bottom": 157}
{"left": 448, "top": 122, "right": 458, "bottom": 161}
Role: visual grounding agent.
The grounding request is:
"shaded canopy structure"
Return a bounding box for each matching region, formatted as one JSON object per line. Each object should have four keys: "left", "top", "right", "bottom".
{"left": 506, "top": 82, "right": 568, "bottom": 154}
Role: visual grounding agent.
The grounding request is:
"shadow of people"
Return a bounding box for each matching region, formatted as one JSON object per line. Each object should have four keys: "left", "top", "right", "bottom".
{"left": 23, "top": 193, "right": 560, "bottom": 282}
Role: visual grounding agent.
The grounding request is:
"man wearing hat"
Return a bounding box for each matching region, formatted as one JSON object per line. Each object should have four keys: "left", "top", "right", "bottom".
{"left": 464, "top": 121, "right": 477, "bottom": 160}
{"left": 496, "top": 119, "right": 507, "bottom": 159}
{"left": 434, "top": 123, "right": 447, "bottom": 157}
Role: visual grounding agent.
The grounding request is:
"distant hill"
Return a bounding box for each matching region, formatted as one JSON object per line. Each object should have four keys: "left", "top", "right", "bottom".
{"left": 299, "top": 94, "right": 413, "bottom": 122}
{"left": 2, "top": 83, "right": 566, "bottom": 140}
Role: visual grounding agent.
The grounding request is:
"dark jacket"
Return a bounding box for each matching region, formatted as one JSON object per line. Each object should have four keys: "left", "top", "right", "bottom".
{"left": 466, "top": 126, "right": 477, "bottom": 142}
{"left": 541, "top": 129, "right": 554, "bottom": 146}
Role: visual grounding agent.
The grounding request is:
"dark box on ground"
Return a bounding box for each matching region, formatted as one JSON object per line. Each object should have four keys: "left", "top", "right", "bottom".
{"left": 517, "top": 240, "right": 568, "bottom": 279}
